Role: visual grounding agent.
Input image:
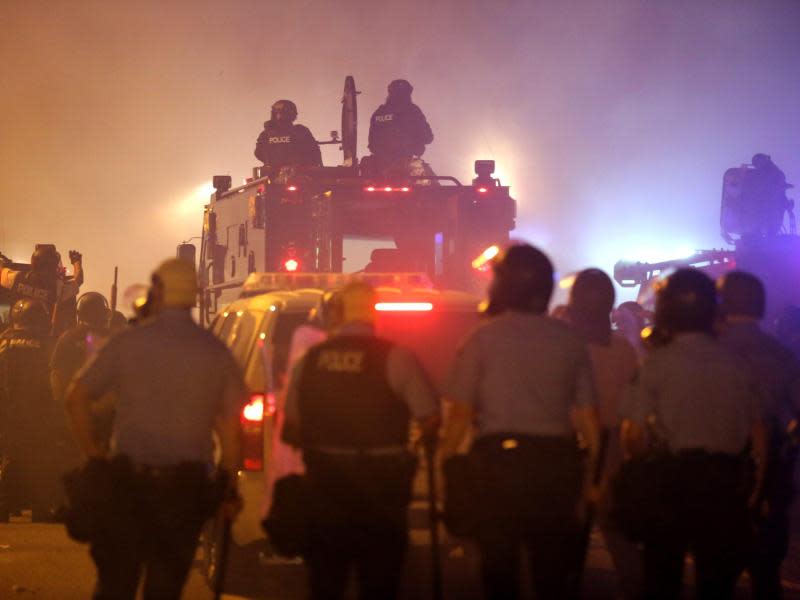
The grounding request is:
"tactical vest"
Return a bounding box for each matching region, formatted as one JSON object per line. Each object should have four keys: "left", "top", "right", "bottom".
{"left": 9, "top": 271, "right": 57, "bottom": 312}
{"left": 298, "top": 335, "right": 410, "bottom": 449}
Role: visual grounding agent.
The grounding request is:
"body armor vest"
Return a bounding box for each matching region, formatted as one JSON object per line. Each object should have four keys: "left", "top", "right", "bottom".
{"left": 10, "top": 271, "right": 57, "bottom": 313}
{"left": 298, "top": 335, "right": 410, "bottom": 449}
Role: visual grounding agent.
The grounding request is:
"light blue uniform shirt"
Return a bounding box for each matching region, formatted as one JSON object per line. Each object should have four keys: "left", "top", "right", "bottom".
{"left": 78, "top": 309, "right": 247, "bottom": 466}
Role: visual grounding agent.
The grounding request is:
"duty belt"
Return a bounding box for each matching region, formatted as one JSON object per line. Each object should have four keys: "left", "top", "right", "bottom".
{"left": 311, "top": 444, "right": 408, "bottom": 457}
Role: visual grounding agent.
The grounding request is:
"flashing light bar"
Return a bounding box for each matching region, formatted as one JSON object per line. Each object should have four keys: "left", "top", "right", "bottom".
{"left": 364, "top": 186, "right": 412, "bottom": 193}
{"left": 375, "top": 302, "right": 434, "bottom": 312}
{"left": 284, "top": 258, "right": 299, "bottom": 272}
{"left": 471, "top": 245, "right": 500, "bottom": 270}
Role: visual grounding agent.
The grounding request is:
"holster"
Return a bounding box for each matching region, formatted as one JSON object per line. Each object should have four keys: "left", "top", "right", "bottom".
{"left": 262, "top": 473, "right": 313, "bottom": 557}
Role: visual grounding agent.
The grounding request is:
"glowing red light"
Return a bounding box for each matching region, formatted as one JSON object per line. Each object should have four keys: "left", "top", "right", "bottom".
{"left": 477, "top": 187, "right": 488, "bottom": 193}
{"left": 384, "top": 186, "right": 393, "bottom": 192}
{"left": 400, "top": 187, "right": 410, "bottom": 192}
{"left": 242, "top": 394, "right": 265, "bottom": 422}
{"left": 366, "top": 186, "right": 376, "bottom": 192}
{"left": 287, "top": 185, "right": 297, "bottom": 192}
{"left": 375, "top": 302, "right": 434, "bottom": 312}
{"left": 284, "top": 259, "right": 299, "bottom": 272}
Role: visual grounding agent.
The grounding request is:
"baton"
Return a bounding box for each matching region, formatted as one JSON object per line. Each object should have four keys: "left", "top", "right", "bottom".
{"left": 213, "top": 516, "right": 232, "bottom": 600}
{"left": 423, "top": 441, "right": 444, "bottom": 600}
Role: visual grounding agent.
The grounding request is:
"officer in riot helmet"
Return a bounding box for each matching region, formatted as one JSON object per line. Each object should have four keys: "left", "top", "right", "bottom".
{"left": 51, "top": 293, "right": 111, "bottom": 404}
{"left": 65, "top": 258, "right": 246, "bottom": 599}
{"left": 621, "top": 268, "right": 768, "bottom": 599}
{"left": 441, "top": 243, "right": 601, "bottom": 600}
{"left": 367, "top": 79, "right": 434, "bottom": 171}
{"left": 740, "top": 153, "right": 792, "bottom": 238}
{"left": 0, "top": 245, "right": 83, "bottom": 327}
{"left": 0, "top": 298, "right": 60, "bottom": 521}
{"left": 281, "top": 281, "right": 439, "bottom": 600}
{"left": 717, "top": 270, "right": 800, "bottom": 599}
{"left": 254, "top": 100, "right": 323, "bottom": 172}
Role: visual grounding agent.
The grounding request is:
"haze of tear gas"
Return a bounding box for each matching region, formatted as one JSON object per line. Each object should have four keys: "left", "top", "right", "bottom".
{"left": 1, "top": 0, "right": 799, "bottom": 307}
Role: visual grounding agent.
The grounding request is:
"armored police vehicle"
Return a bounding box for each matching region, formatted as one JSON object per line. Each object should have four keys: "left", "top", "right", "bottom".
{"left": 181, "top": 76, "right": 516, "bottom": 327}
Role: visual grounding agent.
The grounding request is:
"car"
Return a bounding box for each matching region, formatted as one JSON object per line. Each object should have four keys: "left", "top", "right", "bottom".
{"left": 202, "top": 272, "right": 482, "bottom": 593}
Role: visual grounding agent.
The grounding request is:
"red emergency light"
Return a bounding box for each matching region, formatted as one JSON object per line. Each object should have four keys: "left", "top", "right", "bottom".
{"left": 364, "top": 186, "right": 412, "bottom": 193}
{"left": 375, "top": 302, "right": 434, "bottom": 312}
{"left": 477, "top": 187, "right": 489, "bottom": 194}
{"left": 242, "top": 393, "right": 265, "bottom": 422}
{"left": 284, "top": 258, "right": 299, "bottom": 272}
{"left": 286, "top": 185, "right": 298, "bottom": 192}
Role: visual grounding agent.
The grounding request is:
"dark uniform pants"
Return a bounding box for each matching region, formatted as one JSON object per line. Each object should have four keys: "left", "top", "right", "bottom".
{"left": 303, "top": 450, "right": 415, "bottom": 600}
{"left": 89, "top": 462, "right": 212, "bottom": 600}
{"left": 642, "top": 452, "right": 751, "bottom": 600}
{"left": 750, "top": 442, "right": 796, "bottom": 599}
{"left": 471, "top": 434, "right": 584, "bottom": 600}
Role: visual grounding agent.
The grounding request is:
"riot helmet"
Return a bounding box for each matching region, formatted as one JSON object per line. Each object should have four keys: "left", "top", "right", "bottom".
{"left": 654, "top": 268, "right": 717, "bottom": 336}
{"left": 10, "top": 298, "right": 50, "bottom": 334}
{"left": 338, "top": 281, "right": 377, "bottom": 325}
{"left": 309, "top": 289, "right": 344, "bottom": 332}
{"left": 569, "top": 268, "right": 615, "bottom": 345}
{"left": 717, "top": 270, "right": 765, "bottom": 320}
{"left": 271, "top": 100, "right": 298, "bottom": 124}
{"left": 77, "top": 292, "right": 111, "bottom": 329}
{"left": 387, "top": 79, "right": 413, "bottom": 104}
{"left": 31, "top": 244, "right": 60, "bottom": 275}
{"left": 752, "top": 153, "right": 772, "bottom": 169}
{"left": 487, "top": 244, "right": 554, "bottom": 315}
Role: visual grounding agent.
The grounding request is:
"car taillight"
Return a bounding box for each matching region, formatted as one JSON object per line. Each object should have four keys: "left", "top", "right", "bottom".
{"left": 284, "top": 258, "right": 299, "bottom": 272}
{"left": 240, "top": 392, "right": 275, "bottom": 472}
{"left": 242, "top": 394, "right": 264, "bottom": 422}
{"left": 375, "top": 302, "right": 434, "bottom": 312}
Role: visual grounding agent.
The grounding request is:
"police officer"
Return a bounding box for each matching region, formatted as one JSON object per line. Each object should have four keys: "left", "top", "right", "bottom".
{"left": 367, "top": 79, "right": 434, "bottom": 170}
{"left": 65, "top": 258, "right": 246, "bottom": 600}
{"left": 718, "top": 270, "right": 800, "bottom": 599}
{"left": 0, "top": 245, "right": 83, "bottom": 329}
{"left": 282, "top": 281, "right": 439, "bottom": 600}
{"left": 568, "top": 269, "right": 642, "bottom": 599}
{"left": 254, "top": 100, "right": 323, "bottom": 172}
{"left": 441, "top": 244, "right": 601, "bottom": 600}
{"left": 51, "top": 292, "right": 111, "bottom": 401}
{"left": 621, "top": 269, "right": 768, "bottom": 600}
{"left": 0, "top": 298, "right": 59, "bottom": 521}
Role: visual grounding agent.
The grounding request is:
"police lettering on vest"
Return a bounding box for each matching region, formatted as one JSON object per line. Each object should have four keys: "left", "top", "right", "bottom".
{"left": 10, "top": 272, "right": 57, "bottom": 311}
{"left": 269, "top": 136, "right": 292, "bottom": 144}
{"left": 298, "top": 336, "right": 409, "bottom": 449}
{"left": 375, "top": 114, "right": 394, "bottom": 123}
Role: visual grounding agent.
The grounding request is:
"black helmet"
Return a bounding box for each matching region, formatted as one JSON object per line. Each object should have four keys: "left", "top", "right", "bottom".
{"left": 77, "top": 292, "right": 110, "bottom": 328}
{"left": 488, "top": 244, "right": 554, "bottom": 315}
{"left": 271, "top": 100, "right": 298, "bottom": 123}
{"left": 717, "top": 270, "right": 765, "bottom": 320}
{"left": 10, "top": 298, "right": 50, "bottom": 333}
{"left": 654, "top": 268, "right": 717, "bottom": 336}
{"left": 569, "top": 268, "right": 615, "bottom": 345}
{"left": 752, "top": 153, "right": 771, "bottom": 168}
{"left": 31, "top": 244, "right": 59, "bottom": 274}
{"left": 388, "top": 79, "right": 413, "bottom": 97}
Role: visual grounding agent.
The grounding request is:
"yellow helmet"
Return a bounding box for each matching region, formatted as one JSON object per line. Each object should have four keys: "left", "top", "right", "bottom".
{"left": 152, "top": 258, "right": 198, "bottom": 308}
{"left": 339, "top": 281, "right": 376, "bottom": 324}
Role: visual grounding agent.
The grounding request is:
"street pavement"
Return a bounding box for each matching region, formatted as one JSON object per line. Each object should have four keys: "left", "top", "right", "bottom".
{"left": 3, "top": 514, "right": 800, "bottom": 599}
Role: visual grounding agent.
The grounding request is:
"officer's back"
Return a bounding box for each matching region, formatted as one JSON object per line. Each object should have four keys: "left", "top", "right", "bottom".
{"left": 254, "top": 99, "right": 322, "bottom": 171}
{"left": 368, "top": 79, "right": 433, "bottom": 164}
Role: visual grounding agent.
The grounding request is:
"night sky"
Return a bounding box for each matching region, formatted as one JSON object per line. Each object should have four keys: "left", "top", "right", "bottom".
{"left": 2, "top": 0, "right": 799, "bottom": 307}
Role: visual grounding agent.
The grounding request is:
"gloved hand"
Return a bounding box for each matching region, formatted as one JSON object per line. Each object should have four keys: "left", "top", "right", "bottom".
{"left": 68, "top": 250, "right": 82, "bottom": 264}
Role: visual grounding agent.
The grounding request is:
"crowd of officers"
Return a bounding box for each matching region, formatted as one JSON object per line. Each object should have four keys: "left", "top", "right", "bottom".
{"left": 1, "top": 240, "right": 799, "bottom": 600}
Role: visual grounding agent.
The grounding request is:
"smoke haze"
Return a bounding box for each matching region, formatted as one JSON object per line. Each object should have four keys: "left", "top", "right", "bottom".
{"left": 2, "top": 0, "right": 799, "bottom": 305}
